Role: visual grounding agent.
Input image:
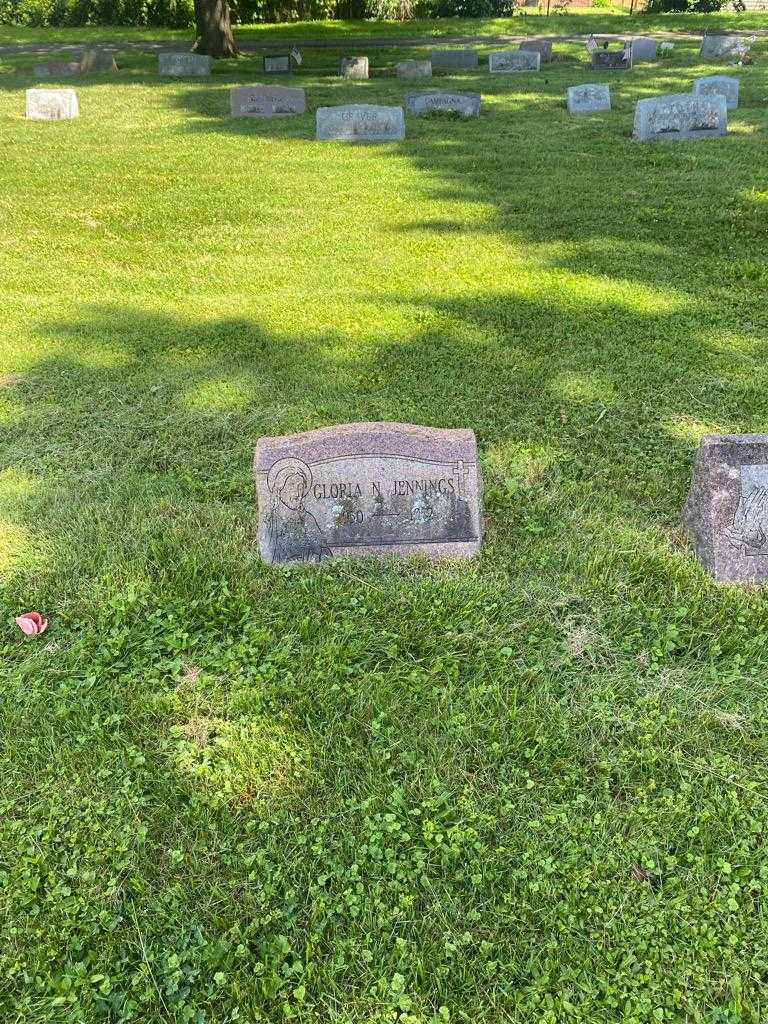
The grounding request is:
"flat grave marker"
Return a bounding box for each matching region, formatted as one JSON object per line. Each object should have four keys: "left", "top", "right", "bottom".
{"left": 489, "top": 50, "right": 540, "bottom": 73}
{"left": 230, "top": 85, "right": 306, "bottom": 117}
{"left": 683, "top": 434, "right": 768, "bottom": 582}
{"left": 26, "top": 88, "right": 79, "bottom": 120}
{"left": 634, "top": 92, "right": 727, "bottom": 141}
{"left": 405, "top": 90, "right": 480, "bottom": 117}
{"left": 33, "top": 61, "right": 82, "bottom": 78}
{"left": 254, "top": 423, "right": 483, "bottom": 564}
{"left": 158, "top": 52, "right": 211, "bottom": 76}
{"left": 316, "top": 103, "right": 405, "bottom": 141}
{"left": 693, "top": 74, "right": 739, "bottom": 109}
{"left": 396, "top": 59, "right": 432, "bottom": 79}
{"left": 567, "top": 83, "right": 610, "bottom": 115}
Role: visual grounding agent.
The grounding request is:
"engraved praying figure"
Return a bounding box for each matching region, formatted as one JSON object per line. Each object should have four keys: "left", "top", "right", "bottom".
{"left": 266, "top": 459, "right": 332, "bottom": 564}
{"left": 725, "top": 484, "right": 768, "bottom": 555}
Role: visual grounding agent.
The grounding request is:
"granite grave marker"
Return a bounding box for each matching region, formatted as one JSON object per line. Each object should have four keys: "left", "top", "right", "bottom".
{"left": 683, "top": 434, "right": 768, "bottom": 583}
{"left": 634, "top": 92, "right": 727, "bottom": 141}
{"left": 693, "top": 74, "right": 739, "bottom": 110}
{"left": 80, "top": 48, "right": 118, "bottom": 73}
{"left": 254, "top": 423, "right": 483, "bottom": 564}
{"left": 519, "top": 39, "right": 553, "bottom": 63}
{"left": 700, "top": 34, "right": 743, "bottom": 59}
{"left": 629, "top": 38, "right": 657, "bottom": 62}
{"left": 230, "top": 85, "right": 306, "bottom": 117}
{"left": 567, "top": 83, "right": 610, "bottom": 115}
{"left": 316, "top": 103, "right": 405, "bottom": 141}
{"left": 158, "top": 52, "right": 211, "bottom": 76}
{"left": 430, "top": 49, "right": 478, "bottom": 70}
{"left": 340, "top": 56, "right": 369, "bottom": 79}
{"left": 264, "top": 54, "right": 291, "bottom": 73}
{"left": 26, "top": 88, "right": 79, "bottom": 120}
{"left": 489, "top": 50, "right": 540, "bottom": 73}
{"left": 591, "top": 49, "right": 628, "bottom": 70}
{"left": 396, "top": 59, "right": 432, "bottom": 79}
{"left": 405, "top": 90, "right": 480, "bottom": 117}
{"left": 33, "top": 61, "right": 82, "bottom": 78}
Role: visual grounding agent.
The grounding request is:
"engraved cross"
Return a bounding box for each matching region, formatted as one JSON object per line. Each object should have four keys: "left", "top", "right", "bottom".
{"left": 453, "top": 460, "right": 471, "bottom": 498}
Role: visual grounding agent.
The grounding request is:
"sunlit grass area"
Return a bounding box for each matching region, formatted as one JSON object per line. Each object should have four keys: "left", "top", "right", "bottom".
{"left": 2, "top": 28, "right": 768, "bottom": 1024}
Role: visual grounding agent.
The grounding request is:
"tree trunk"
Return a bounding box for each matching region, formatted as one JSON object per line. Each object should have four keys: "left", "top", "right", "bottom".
{"left": 192, "top": 0, "right": 239, "bottom": 59}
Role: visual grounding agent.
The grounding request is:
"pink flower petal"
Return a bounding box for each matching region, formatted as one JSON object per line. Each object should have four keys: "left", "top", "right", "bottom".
{"left": 15, "top": 611, "right": 48, "bottom": 636}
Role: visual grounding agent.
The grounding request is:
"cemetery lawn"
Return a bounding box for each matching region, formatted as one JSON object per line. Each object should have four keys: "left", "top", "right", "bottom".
{"left": 3, "top": 27, "right": 768, "bottom": 1024}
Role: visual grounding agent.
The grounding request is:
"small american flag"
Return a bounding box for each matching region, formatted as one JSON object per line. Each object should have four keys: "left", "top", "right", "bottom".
{"left": 290, "top": 46, "right": 303, "bottom": 66}
{"left": 622, "top": 40, "right": 633, "bottom": 64}
{"left": 585, "top": 34, "right": 598, "bottom": 54}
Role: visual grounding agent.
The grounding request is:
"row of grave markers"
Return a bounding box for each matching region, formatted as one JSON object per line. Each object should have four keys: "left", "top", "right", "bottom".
{"left": 254, "top": 422, "right": 768, "bottom": 585}
{"left": 26, "top": 71, "right": 740, "bottom": 142}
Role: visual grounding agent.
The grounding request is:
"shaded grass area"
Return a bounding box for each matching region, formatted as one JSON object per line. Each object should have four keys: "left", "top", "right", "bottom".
{"left": 2, "top": 11, "right": 768, "bottom": 48}
{"left": 2, "top": 31, "right": 768, "bottom": 1024}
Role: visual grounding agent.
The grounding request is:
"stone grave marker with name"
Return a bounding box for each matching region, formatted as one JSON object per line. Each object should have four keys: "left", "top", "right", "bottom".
{"left": 264, "top": 54, "right": 291, "bottom": 73}
{"left": 567, "top": 83, "right": 610, "bottom": 115}
{"left": 80, "top": 48, "right": 118, "bottom": 73}
{"left": 33, "top": 61, "right": 82, "bottom": 78}
{"left": 230, "top": 85, "right": 306, "bottom": 117}
{"left": 519, "top": 39, "right": 553, "bottom": 63}
{"left": 405, "top": 90, "right": 481, "bottom": 117}
{"left": 159, "top": 52, "right": 211, "bottom": 76}
{"left": 489, "top": 50, "right": 540, "bottom": 73}
{"left": 693, "top": 74, "right": 739, "bottom": 109}
{"left": 683, "top": 434, "right": 768, "bottom": 583}
{"left": 430, "top": 49, "right": 478, "bottom": 70}
{"left": 396, "top": 59, "right": 432, "bottom": 79}
{"left": 26, "top": 88, "right": 79, "bottom": 120}
{"left": 254, "top": 423, "right": 483, "bottom": 564}
{"left": 634, "top": 92, "right": 727, "bottom": 141}
{"left": 591, "top": 49, "right": 628, "bottom": 70}
{"left": 316, "top": 104, "right": 405, "bottom": 141}
{"left": 700, "top": 34, "right": 742, "bottom": 59}
{"left": 629, "top": 38, "right": 657, "bottom": 62}
{"left": 340, "top": 56, "right": 369, "bottom": 79}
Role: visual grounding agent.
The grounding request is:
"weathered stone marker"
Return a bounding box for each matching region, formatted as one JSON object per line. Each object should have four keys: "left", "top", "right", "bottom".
{"left": 683, "top": 434, "right": 768, "bottom": 583}
{"left": 693, "top": 74, "right": 739, "bottom": 110}
{"left": 591, "top": 49, "right": 628, "bottom": 70}
{"left": 430, "top": 49, "right": 478, "bottom": 70}
{"left": 396, "top": 59, "right": 432, "bottom": 79}
{"left": 33, "top": 61, "right": 82, "bottom": 78}
{"left": 230, "top": 85, "right": 306, "bottom": 117}
{"left": 405, "top": 90, "right": 481, "bottom": 117}
{"left": 629, "top": 38, "right": 657, "bottom": 62}
{"left": 159, "top": 52, "right": 211, "bottom": 76}
{"left": 567, "top": 83, "right": 610, "bottom": 115}
{"left": 489, "top": 50, "right": 540, "bottom": 73}
{"left": 264, "top": 54, "right": 291, "bottom": 73}
{"left": 340, "top": 56, "right": 369, "bottom": 79}
{"left": 80, "top": 48, "right": 118, "bottom": 73}
{"left": 26, "top": 88, "right": 79, "bottom": 120}
{"left": 519, "top": 39, "right": 553, "bottom": 63}
{"left": 254, "top": 423, "right": 483, "bottom": 564}
{"left": 634, "top": 92, "right": 727, "bottom": 141}
{"left": 316, "top": 104, "right": 405, "bottom": 141}
{"left": 700, "top": 34, "right": 742, "bottom": 59}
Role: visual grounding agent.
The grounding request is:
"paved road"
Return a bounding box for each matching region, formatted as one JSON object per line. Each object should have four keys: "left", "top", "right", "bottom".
{"left": 1, "top": 28, "right": 765, "bottom": 56}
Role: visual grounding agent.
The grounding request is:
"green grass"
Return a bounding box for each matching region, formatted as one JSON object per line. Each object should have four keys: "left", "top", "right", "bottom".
{"left": 2, "top": 10, "right": 768, "bottom": 46}
{"left": 2, "top": 27, "right": 768, "bottom": 1024}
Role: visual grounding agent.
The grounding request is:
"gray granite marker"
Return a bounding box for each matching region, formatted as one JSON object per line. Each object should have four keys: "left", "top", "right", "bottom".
{"left": 634, "top": 92, "right": 727, "bottom": 141}
{"left": 693, "top": 74, "right": 739, "bottom": 110}
{"left": 80, "top": 48, "right": 118, "bottom": 73}
{"left": 159, "top": 52, "right": 211, "bottom": 76}
{"left": 406, "top": 90, "right": 480, "bottom": 117}
{"left": 519, "top": 39, "right": 553, "bottom": 63}
{"left": 264, "top": 55, "right": 291, "bottom": 73}
{"left": 591, "top": 49, "right": 627, "bottom": 70}
{"left": 567, "top": 83, "right": 610, "bottom": 115}
{"left": 683, "top": 434, "right": 768, "bottom": 583}
{"left": 33, "top": 61, "right": 82, "bottom": 78}
{"left": 26, "top": 88, "right": 79, "bottom": 119}
{"left": 340, "top": 56, "right": 369, "bottom": 79}
{"left": 254, "top": 423, "right": 483, "bottom": 564}
{"left": 700, "top": 34, "right": 742, "bottom": 59}
{"left": 230, "top": 85, "right": 306, "bottom": 117}
{"left": 489, "top": 50, "right": 540, "bottom": 73}
{"left": 396, "top": 59, "right": 432, "bottom": 79}
{"left": 430, "top": 49, "right": 478, "bottom": 70}
{"left": 629, "top": 38, "right": 657, "bottom": 61}
{"left": 316, "top": 104, "right": 404, "bottom": 141}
